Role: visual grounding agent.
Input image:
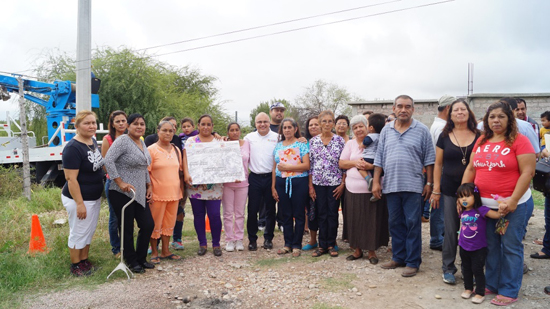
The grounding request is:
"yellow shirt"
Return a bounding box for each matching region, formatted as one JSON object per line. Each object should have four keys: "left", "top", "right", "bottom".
{"left": 541, "top": 127, "right": 550, "bottom": 146}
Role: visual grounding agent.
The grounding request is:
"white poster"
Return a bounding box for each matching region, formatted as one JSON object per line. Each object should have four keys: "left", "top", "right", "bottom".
{"left": 185, "top": 140, "right": 245, "bottom": 185}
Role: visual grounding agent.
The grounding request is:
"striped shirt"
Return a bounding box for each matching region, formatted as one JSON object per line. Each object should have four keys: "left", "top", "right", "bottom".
{"left": 374, "top": 119, "right": 435, "bottom": 194}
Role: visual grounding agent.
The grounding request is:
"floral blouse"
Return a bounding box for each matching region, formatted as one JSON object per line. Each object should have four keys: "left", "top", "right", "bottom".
{"left": 309, "top": 134, "right": 345, "bottom": 186}
{"left": 185, "top": 136, "right": 223, "bottom": 200}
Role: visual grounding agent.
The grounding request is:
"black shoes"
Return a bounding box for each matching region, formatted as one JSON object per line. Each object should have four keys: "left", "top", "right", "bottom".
{"left": 141, "top": 262, "right": 155, "bottom": 269}
{"left": 263, "top": 240, "right": 273, "bottom": 250}
{"left": 430, "top": 246, "right": 443, "bottom": 251}
{"left": 131, "top": 264, "right": 145, "bottom": 273}
{"left": 248, "top": 241, "right": 258, "bottom": 251}
{"left": 213, "top": 247, "right": 222, "bottom": 256}
{"left": 197, "top": 246, "right": 207, "bottom": 256}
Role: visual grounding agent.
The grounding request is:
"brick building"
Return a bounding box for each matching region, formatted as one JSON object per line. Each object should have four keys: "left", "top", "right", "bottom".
{"left": 348, "top": 93, "right": 550, "bottom": 127}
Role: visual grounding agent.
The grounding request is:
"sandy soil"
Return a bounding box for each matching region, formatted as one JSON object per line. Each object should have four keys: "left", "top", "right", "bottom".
{"left": 25, "top": 209, "right": 549, "bottom": 309}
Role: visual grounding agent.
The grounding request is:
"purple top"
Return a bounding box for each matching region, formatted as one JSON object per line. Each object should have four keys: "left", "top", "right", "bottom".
{"left": 309, "top": 134, "right": 345, "bottom": 186}
{"left": 458, "top": 206, "right": 490, "bottom": 251}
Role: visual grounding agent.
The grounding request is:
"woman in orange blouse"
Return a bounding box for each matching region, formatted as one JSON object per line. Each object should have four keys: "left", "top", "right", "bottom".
{"left": 147, "top": 120, "right": 183, "bottom": 262}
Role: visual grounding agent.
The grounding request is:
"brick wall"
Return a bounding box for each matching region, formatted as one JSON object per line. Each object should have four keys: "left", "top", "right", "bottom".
{"left": 349, "top": 93, "right": 550, "bottom": 128}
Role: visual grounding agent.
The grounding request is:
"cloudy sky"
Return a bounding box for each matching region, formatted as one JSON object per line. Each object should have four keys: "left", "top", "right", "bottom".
{"left": 1, "top": 0, "right": 548, "bottom": 123}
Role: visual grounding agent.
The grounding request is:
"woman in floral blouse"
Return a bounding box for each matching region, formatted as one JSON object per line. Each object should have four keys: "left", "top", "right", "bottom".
{"left": 309, "top": 110, "right": 346, "bottom": 257}
{"left": 183, "top": 114, "right": 224, "bottom": 257}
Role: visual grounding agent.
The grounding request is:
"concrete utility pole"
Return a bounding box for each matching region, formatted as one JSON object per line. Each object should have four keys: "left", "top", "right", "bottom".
{"left": 18, "top": 77, "right": 31, "bottom": 200}
{"left": 76, "top": 0, "right": 92, "bottom": 113}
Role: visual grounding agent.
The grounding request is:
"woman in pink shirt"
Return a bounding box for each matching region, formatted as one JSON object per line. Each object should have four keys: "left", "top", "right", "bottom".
{"left": 222, "top": 123, "right": 250, "bottom": 252}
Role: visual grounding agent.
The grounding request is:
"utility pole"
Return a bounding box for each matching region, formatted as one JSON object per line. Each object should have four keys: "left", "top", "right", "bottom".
{"left": 18, "top": 77, "right": 31, "bottom": 200}
{"left": 76, "top": 0, "right": 92, "bottom": 113}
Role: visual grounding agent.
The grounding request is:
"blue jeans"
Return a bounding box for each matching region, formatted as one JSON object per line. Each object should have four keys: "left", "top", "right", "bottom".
{"left": 523, "top": 195, "right": 534, "bottom": 238}
{"left": 105, "top": 179, "right": 120, "bottom": 254}
{"left": 386, "top": 192, "right": 423, "bottom": 268}
{"left": 485, "top": 201, "right": 527, "bottom": 299}
{"left": 422, "top": 199, "right": 430, "bottom": 219}
{"left": 276, "top": 176, "right": 307, "bottom": 249}
{"left": 429, "top": 198, "right": 444, "bottom": 248}
{"left": 543, "top": 195, "right": 550, "bottom": 256}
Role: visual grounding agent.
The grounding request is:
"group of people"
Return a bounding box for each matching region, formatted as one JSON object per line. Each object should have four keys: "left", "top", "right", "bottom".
{"left": 60, "top": 95, "right": 550, "bottom": 306}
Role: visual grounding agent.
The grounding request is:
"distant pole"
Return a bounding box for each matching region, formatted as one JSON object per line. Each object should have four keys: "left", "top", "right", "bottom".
{"left": 18, "top": 77, "right": 31, "bottom": 200}
{"left": 467, "top": 63, "right": 474, "bottom": 96}
{"left": 235, "top": 111, "right": 238, "bottom": 122}
{"left": 76, "top": 0, "right": 92, "bottom": 113}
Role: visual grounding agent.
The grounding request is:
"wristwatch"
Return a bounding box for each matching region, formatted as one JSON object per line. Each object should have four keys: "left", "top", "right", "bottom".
{"left": 426, "top": 182, "right": 433, "bottom": 187}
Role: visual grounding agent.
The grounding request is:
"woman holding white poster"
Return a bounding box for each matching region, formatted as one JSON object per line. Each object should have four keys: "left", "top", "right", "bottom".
{"left": 271, "top": 118, "right": 310, "bottom": 257}
{"left": 222, "top": 122, "right": 250, "bottom": 252}
{"left": 183, "top": 114, "right": 224, "bottom": 257}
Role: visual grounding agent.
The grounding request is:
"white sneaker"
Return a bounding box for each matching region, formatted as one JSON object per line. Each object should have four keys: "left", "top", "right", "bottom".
{"left": 226, "top": 241, "right": 235, "bottom": 252}
{"left": 235, "top": 240, "right": 244, "bottom": 251}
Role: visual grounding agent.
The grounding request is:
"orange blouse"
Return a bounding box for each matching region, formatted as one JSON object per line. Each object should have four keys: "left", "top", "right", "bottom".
{"left": 147, "top": 143, "right": 183, "bottom": 201}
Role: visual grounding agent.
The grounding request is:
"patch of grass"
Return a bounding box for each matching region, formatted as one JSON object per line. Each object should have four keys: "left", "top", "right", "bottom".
{"left": 532, "top": 189, "right": 545, "bottom": 210}
{"left": 255, "top": 256, "right": 294, "bottom": 268}
{"left": 320, "top": 273, "right": 357, "bottom": 292}
{"left": 0, "top": 187, "right": 204, "bottom": 308}
{"left": 0, "top": 166, "right": 23, "bottom": 199}
{"left": 312, "top": 303, "right": 345, "bottom": 309}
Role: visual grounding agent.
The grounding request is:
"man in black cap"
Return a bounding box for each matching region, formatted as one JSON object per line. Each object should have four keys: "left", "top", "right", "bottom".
{"left": 269, "top": 101, "right": 286, "bottom": 133}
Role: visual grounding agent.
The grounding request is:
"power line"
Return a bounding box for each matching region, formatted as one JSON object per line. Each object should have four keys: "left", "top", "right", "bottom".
{"left": 157, "top": 0, "right": 455, "bottom": 57}
{"left": 3, "top": 0, "right": 455, "bottom": 76}
{"left": 137, "top": 0, "right": 404, "bottom": 52}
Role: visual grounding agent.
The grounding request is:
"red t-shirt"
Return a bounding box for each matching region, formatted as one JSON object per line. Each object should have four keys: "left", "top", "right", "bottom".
{"left": 473, "top": 134, "right": 534, "bottom": 200}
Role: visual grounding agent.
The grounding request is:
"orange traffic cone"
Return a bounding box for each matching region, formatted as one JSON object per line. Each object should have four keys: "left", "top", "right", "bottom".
{"left": 28, "top": 214, "right": 47, "bottom": 254}
{"left": 205, "top": 215, "right": 211, "bottom": 233}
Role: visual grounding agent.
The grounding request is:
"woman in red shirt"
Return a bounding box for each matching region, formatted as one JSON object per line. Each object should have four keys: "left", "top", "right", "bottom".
{"left": 462, "top": 101, "right": 535, "bottom": 306}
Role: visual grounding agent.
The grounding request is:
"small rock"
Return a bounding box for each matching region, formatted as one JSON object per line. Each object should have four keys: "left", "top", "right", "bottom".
{"left": 179, "top": 273, "right": 184, "bottom": 277}
{"left": 223, "top": 294, "right": 230, "bottom": 300}
{"left": 419, "top": 296, "right": 423, "bottom": 299}
{"left": 351, "top": 287, "right": 358, "bottom": 292}
{"left": 183, "top": 297, "right": 191, "bottom": 303}
{"left": 309, "top": 284, "right": 316, "bottom": 289}
{"left": 369, "top": 285, "right": 377, "bottom": 288}
{"left": 356, "top": 292, "right": 362, "bottom": 296}
{"left": 171, "top": 300, "right": 181, "bottom": 304}
{"left": 210, "top": 273, "right": 217, "bottom": 278}
{"left": 157, "top": 266, "right": 163, "bottom": 271}
{"left": 176, "top": 306, "right": 183, "bottom": 309}
{"left": 435, "top": 295, "right": 442, "bottom": 299}
{"left": 225, "top": 283, "right": 233, "bottom": 289}
{"left": 177, "top": 296, "right": 183, "bottom": 300}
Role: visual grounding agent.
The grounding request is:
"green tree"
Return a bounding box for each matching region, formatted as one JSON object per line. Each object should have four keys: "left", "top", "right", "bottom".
{"left": 32, "top": 47, "right": 229, "bottom": 139}
{"left": 248, "top": 99, "right": 299, "bottom": 128}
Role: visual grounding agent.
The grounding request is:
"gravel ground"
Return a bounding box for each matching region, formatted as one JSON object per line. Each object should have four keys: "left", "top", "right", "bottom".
{"left": 26, "top": 209, "right": 549, "bottom": 309}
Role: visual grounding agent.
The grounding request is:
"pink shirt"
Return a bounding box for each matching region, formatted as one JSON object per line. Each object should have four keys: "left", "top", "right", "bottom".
{"left": 340, "top": 139, "right": 369, "bottom": 194}
{"left": 225, "top": 140, "right": 250, "bottom": 188}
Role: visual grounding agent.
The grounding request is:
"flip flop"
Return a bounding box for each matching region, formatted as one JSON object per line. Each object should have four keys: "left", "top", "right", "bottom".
{"left": 160, "top": 254, "right": 181, "bottom": 260}
{"left": 490, "top": 295, "right": 518, "bottom": 306}
{"left": 277, "top": 247, "right": 291, "bottom": 255}
{"left": 533, "top": 239, "right": 543, "bottom": 245}
{"left": 530, "top": 252, "right": 550, "bottom": 259}
{"left": 150, "top": 256, "right": 160, "bottom": 264}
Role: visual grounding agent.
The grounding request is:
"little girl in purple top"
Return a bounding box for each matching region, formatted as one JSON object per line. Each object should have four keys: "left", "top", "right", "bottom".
{"left": 457, "top": 183, "right": 501, "bottom": 304}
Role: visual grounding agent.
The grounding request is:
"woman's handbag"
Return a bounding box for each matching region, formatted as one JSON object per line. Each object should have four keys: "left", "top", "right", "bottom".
{"left": 533, "top": 158, "right": 550, "bottom": 194}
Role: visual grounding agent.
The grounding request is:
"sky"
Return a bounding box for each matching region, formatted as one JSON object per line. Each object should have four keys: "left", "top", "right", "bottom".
{"left": 1, "top": 0, "right": 549, "bottom": 124}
